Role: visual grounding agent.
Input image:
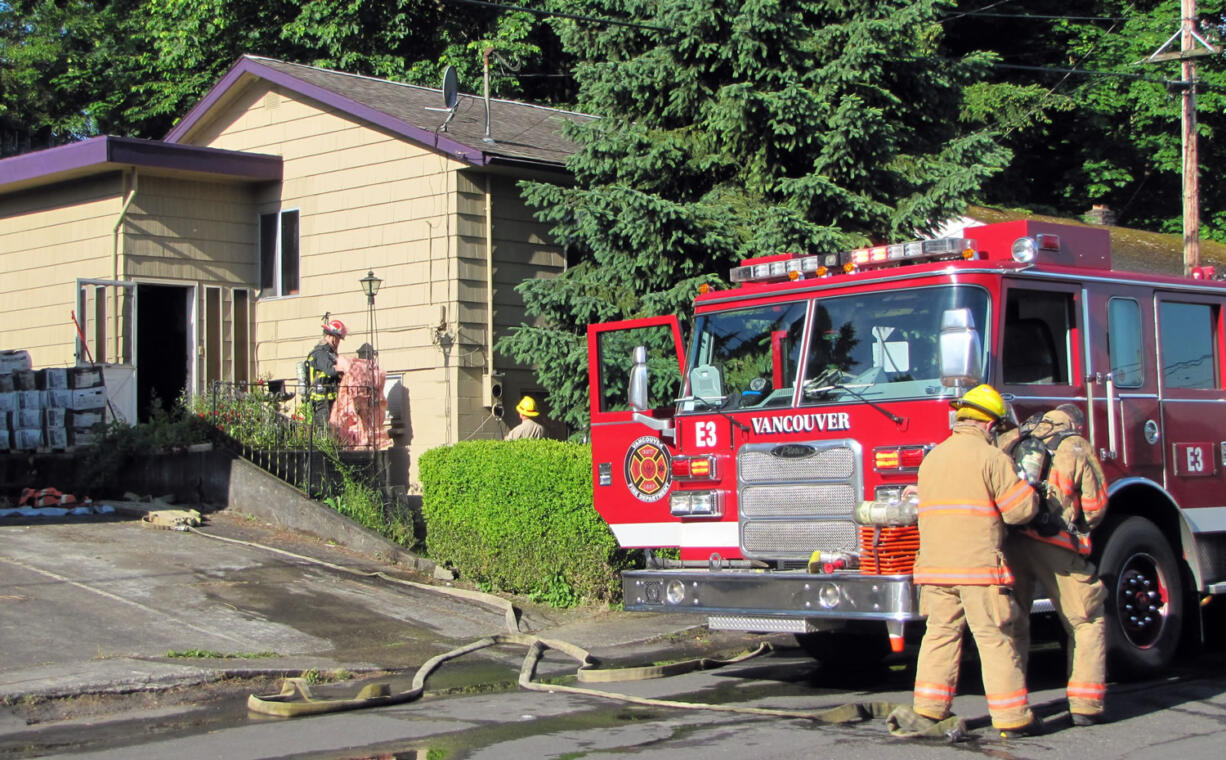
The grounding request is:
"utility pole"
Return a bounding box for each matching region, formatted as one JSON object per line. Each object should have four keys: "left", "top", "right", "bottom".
{"left": 1181, "top": 0, "right": 1201, "bottom": 275}
{"left": 1142, "top": 0, "right": 1218, "bottom": 275}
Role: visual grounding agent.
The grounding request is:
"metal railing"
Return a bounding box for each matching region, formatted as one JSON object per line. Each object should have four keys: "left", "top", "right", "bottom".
{"left": 205, "top": 379, "right": 386, "bottom": 500}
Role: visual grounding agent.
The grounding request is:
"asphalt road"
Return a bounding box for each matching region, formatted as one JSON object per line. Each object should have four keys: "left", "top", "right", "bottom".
{"left": 8, "top": 641, "right": 1226, "bottom": 759}
{"left": 3, "top": 512, "right": 1226, "bottom": 759}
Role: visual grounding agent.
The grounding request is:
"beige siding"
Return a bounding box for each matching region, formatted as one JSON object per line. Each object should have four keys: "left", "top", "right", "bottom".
{"left": 2, "top": 73, "right": 569, "bottom": 488}
{"left": 0, "top": 174, "right": 123, "bottom": 366}
{"left": 123, "top": 175, "right": 260, "bottom": 284}
{"left": 454, "top": 172, "right": 564, "bottom": 374}
{"left": 185, "top": 80, "right": 484, "bottom": 483}
{"left": 189, "top": 82, "right": 467, "bottom": 411}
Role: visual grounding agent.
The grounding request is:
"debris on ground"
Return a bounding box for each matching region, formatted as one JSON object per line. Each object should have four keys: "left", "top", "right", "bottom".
{"left": 0, "top": 486, "right": 114, "bottom": 519}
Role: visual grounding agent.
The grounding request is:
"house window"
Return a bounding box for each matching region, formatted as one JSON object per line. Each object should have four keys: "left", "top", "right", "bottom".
{"left": 1158, "top": 301, "right": 1217, "bottom": 389}
{"left": 205, "top": 287, "right": 222, "bottom": 386}
{"left": 234, "top": 289, "right": 250, "bottom": 383}
{"left": 259, "top": 209, "right": 300, "bottom": 296}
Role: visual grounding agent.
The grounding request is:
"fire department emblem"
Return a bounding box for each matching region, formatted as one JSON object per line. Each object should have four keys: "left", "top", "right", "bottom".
{"left": 624, "top": 436, "right": 671, "bottom": 502}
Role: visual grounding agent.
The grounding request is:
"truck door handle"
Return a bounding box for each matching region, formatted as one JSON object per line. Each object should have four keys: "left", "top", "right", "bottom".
{"left": 1098, "top": 371, "right": 1119, "bottom": 461}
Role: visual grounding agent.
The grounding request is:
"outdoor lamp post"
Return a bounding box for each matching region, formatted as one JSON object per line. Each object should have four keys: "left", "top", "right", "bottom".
{"left": 359, "top": 269, "right": 382, "bottom": 352}
{"left": 358, "top": 269, "right": 384, "bottom": 452}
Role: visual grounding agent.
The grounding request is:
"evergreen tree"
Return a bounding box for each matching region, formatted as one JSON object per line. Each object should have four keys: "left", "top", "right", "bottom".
{"left": 503, "top": 0, "right": 1010, "bottom": 431}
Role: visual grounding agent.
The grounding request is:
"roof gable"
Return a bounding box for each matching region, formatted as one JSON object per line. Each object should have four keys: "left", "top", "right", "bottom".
{"left": 167, "top": 56, "right": 593, "bottom": 169}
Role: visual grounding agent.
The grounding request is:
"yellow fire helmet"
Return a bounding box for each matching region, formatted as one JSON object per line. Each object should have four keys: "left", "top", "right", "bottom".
{"left": 516, "top": 395, "right": 540, "bottom": 417}
{"left": 951, "top": 383, "right": 1007, "bottom": 423}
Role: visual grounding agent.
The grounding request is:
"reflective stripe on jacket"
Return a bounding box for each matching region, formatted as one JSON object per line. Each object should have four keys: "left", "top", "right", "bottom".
{"left": 913, "top": 421, "right": 1039, "bottom": 586}
{"left": 307, "top": 341, "right": 340, "bottom": 402}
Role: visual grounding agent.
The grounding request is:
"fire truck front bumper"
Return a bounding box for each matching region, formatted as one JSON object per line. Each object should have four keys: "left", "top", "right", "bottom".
{"left": 622, "top": 569, "right": 922, "bottom": 633}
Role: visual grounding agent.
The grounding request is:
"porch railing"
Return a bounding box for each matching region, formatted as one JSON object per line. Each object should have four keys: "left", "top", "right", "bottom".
{"left": 205, "top": 379, "right": 385, "bottom": 501}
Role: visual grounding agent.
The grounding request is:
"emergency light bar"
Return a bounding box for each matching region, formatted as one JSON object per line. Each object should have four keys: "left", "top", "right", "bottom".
{"left": 729, "top": 236, "right": 978, "bottom": 284}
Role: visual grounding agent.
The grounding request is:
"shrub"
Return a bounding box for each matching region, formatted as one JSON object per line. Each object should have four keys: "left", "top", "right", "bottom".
{"left": 182, "top": 383, "right": 312, "bottom": 450}
{"left": 321, "top": 449, "right": 415, "bottom": 549}
{"left": 182, "top": 385, "right": 413, "bottom": 547}
{"left": 419, "top": 440, "right": 627, "bottom": 606}
{"left": 74, "top": 399, "right": 212, "bottom": 492}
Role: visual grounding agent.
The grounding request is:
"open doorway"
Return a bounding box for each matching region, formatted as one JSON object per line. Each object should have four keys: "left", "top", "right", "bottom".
{"left": 136, "top": 284, "right": 191, "bottom": 422}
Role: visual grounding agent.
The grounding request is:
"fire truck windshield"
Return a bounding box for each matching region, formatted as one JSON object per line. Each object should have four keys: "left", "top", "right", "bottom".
{"left": 682, "top": 285, "right": 987, "bottom": 411}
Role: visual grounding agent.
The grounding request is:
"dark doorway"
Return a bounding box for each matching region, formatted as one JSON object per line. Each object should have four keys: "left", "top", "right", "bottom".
{"left": 137, "top": 284, "right": 191, "bottom": 422}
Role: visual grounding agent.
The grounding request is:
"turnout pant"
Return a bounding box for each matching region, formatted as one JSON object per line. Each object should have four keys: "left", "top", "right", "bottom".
{"left": 913, "top": 584, "right": 1034, "bottom": 730}
{"left": 1005, "top": 534, "right": 1108, "bottom": 716}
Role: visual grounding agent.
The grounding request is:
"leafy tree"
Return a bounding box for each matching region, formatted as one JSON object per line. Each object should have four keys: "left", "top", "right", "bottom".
{"left": 134, "top": 0, "right": 571, "bottom": 134}
{"left": 2, "top": 0, "right": 570, "bottom": 150}
{"left": 0, "top": 0, "right": 145, "bottom": 155}
{"left": 502, "top": 0, "right": 1010, "bottom": 431}
{"left": 129, "top": 0, "right": 309, "bottom": 137}
{"left": 946, "top": 0, "right": 1226, "bottom": 240}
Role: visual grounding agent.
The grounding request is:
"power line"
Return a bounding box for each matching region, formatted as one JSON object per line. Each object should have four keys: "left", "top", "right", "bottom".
{"left": 954, "top": 12, "right": 1128, "bottom": 22}
{"left": 993, "top": 62, "right": 1226, "bottom": 93}
{"left": 443, "top": 0, "right": 666, "bottom": 32}
{"left": 939, "top": 0, "right": 1018, "bottom": 25}
{"left": 994, "top": 62, "right": 1178, "bottom": 86}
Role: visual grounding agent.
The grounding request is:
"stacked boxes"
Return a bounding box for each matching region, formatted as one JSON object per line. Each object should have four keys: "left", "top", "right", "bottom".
{"left": 0, "top": 354, "right": 107, "bottom": 451}
{"left": 0, "top": 350, "right": 30, "bottom": 452}
{"left": 0, "top": 393, "right": 10, "bottom": 451}
{"left": 0, "top": 350, "right": 31, "bottom": 374}
{"left": 68, "top": 366, "right": 107, "bottom": 447}
{"left": 44, "top": 377, "right": 68, "bottom": 450}
{"left": 15, "top": 375, "right": 45, "bottom": 451}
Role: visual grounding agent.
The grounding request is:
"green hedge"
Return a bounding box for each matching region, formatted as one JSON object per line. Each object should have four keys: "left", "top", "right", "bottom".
{"left": 419, "top": 439, "right": 629, "bottom": 606}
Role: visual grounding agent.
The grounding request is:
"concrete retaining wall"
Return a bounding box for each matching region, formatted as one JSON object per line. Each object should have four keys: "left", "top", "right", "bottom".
{"left": 1, "top": 447, "right": 434, "bottom": 575}
{"left": 225, "top": 456, "right": 434, "bottom": 573}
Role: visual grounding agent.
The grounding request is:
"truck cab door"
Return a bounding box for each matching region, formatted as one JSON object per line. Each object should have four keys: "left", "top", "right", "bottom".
{"left": 587, "top": 317, "right": 685, "bottom": 547}
{"left": 1085, "top": 288, "right": 1164, "bottom": 484}
{"left": 1154, "top": 294, "right": 1226, "bottom": 509}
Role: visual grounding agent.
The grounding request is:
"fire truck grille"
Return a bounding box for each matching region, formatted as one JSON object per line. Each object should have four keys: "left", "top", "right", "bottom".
{"left": 742, "top": 520, "right": 858, "bottom": 555}
{"left": 740, "top": 484, "right": 857, "bottom": 517}
{"left": 737, "top": 440, "right": 863, "bottom": 561}
{"left": 739, "top": 447, "right": 855, "bottom": 481}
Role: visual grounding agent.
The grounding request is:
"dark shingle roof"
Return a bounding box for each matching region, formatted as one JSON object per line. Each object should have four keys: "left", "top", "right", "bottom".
{"left": 968, "top": 205, "right": 1226, "bottom": 275}
{"left": 167, "top": 56, "right": 593, "bottom": 169}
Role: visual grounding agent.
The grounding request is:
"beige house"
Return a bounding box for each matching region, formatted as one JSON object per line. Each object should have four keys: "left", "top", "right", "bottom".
{"left": 0, "top": 55, "right": 591, "bottom": 483}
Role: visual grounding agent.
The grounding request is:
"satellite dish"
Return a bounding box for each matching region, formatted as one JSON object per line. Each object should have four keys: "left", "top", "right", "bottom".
{"left": 442, "top": 66, "right": 458, "bottom": 110}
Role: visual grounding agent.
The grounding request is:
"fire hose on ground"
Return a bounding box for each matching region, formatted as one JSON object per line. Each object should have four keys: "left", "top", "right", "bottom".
{"left": 187, "top": 526, "right": 966, "bottom": 740}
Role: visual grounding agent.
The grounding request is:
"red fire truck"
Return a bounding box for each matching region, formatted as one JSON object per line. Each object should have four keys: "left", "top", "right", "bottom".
{"left": 587, "top": 219, "right": 1226, "bottom": 675}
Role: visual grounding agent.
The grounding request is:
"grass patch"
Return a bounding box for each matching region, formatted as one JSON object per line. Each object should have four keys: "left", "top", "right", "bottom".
{"left": 299, "top": 668, "right": 353, "bottom": 684}
{"left": 165, "top": 649, "right": 279, "bottom": 659}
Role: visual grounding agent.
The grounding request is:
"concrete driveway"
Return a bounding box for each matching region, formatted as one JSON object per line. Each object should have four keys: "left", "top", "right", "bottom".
{"left": 0, "top": 511, "right": 717, "bottom": 703}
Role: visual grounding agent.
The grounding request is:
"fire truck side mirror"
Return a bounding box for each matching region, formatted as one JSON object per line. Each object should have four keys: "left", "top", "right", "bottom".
{"left": 628, "top": 345, "right": 650, "bottom": 412}
{"left": 939, "top": 307, "right": 983, "bottom": 388}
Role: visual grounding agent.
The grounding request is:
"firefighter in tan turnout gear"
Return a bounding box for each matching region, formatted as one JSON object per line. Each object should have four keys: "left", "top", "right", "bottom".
{"left": 505, "top": 395, "right": 546, "bottom": 440}
{"left": 912, "top": 384, "right": 1042, "bottom": 737}
{"left": 1002, "top": 404, "right": 1110, "bottom": 726}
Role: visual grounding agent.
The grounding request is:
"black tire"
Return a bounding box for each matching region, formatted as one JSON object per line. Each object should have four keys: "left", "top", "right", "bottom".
{"left": 1097, "top": 516, "right": 1185, "bottom": 678}
{"left": 793, "top": 622, "right": 891, "bottom": 668}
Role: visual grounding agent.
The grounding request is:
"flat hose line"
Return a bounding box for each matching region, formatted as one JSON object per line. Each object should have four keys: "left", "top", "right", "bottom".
{"left": 186, "top": 527, "right": 965, "bottom": 739}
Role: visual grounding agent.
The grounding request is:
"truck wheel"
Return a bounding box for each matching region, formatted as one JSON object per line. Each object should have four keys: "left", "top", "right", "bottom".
{"left": 1097, "top": 516, "right": 1184, "bottom": 678}
{"left": 794, "top": 623, "right": 889, "bottom": 668}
